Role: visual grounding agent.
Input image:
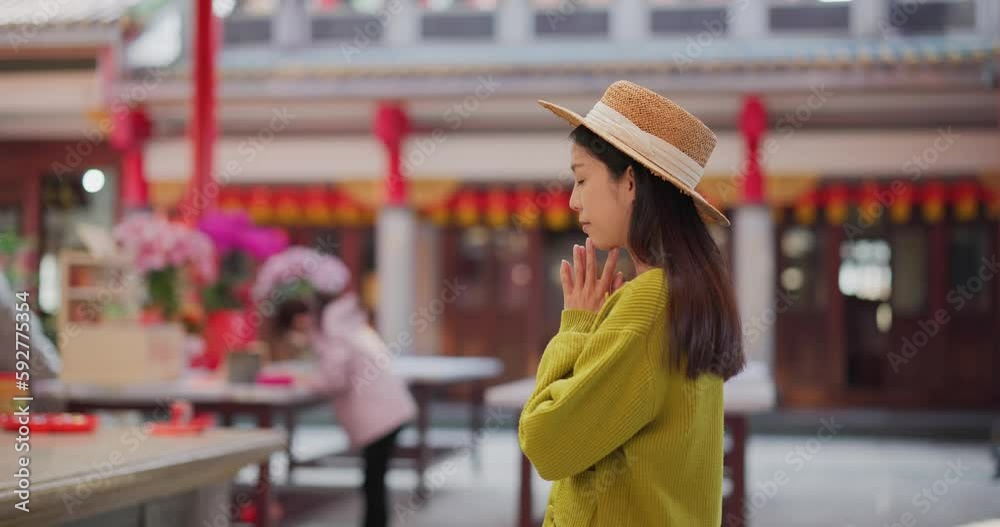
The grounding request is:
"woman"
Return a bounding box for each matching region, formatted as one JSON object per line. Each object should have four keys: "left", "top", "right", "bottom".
{"left": 518, "top": 80, "right": 745, "bottom": 526}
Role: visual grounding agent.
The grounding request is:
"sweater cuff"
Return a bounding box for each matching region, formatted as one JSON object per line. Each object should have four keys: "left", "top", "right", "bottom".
{"left": 559, "top": 309, "right": 599, "bottom": 333}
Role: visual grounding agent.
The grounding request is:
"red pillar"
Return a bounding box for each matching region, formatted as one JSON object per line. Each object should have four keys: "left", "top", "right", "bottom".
{"left": 180, "top": 0, "right": 218, "bottom": 222}
{"left": 111, "top": 107, "right": 152, "bottom": 211}
{"left": 373, "top": 102, "right": 411, "bottom": 205}
{"left": 739, "top": 95, "right": 767, "bottom": 205}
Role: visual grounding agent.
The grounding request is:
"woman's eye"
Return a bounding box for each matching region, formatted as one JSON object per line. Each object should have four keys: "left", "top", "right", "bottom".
{"left": 576, "top": 180, "right": 584, "bottom": 186}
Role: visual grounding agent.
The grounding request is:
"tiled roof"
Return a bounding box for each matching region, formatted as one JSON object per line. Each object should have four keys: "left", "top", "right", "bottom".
{"left": 0, "top": 0, "right": 143, "bottom": 29}
{"left": 147, "top": 35, "right": 998, "bottom": 80}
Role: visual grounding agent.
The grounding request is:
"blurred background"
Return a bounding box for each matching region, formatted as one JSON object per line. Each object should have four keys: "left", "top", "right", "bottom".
{"left": 0, "top": 0, "right": 999, "bottom": 526}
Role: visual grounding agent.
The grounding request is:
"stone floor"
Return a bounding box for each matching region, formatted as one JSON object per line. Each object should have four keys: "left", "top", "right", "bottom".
{"left": 235, "top": 426, "right": 1000, "bottom": 527}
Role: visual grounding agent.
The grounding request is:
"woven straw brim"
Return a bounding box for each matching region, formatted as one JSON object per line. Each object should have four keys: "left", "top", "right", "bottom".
{"left": 539, "top": 100, "right": 730, "bottom": 227}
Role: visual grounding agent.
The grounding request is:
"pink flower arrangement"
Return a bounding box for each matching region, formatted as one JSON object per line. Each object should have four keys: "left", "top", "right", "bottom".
{"left": 113, "top": 213, "right": 217, "bottom": 282}
{"left": 252, "top": 247, "right": 350, "bottom": 303}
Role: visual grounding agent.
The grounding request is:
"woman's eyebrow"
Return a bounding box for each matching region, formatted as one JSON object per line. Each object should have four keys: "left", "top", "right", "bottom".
{"left": 570, "top": 163, "right": 583, "bottom": 172}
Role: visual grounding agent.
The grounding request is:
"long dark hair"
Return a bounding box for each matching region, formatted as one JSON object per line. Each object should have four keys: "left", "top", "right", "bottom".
{"left": 571, "top": 125, "right": 744, "bottom": 381}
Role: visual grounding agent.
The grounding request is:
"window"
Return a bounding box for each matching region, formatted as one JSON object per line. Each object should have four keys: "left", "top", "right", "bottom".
{"left": 417, "top": 0, "right": 498, "bottom": 40}
{"left": 495, "top": 229, "right": 533, "bottom": 310}
{"left": 891, "top": 227, "right": 927, "bottom": 316}
{"left": 221, "top": 0, "right": 276, "bottom": 46}
{"left": 533, "top": 0, "right": 610, "bottom": 37}
{"left": 768, "top": 0, "right": 850, "bottom": 34}
{"left": 455, "top": 226, "right": 492, "bottom": 309}
{"left": 649, "top": 0, "right": 729, "bottom": 35}
{"left": 780, "top": 225, "right": 826, "bottom": 311}
{"left": 887, "top": 0, "right": 975, "bottom": 35}
{"left": 949, "top": 224, "right": 992, "bottom": 313}
{"left": 838, "top": 238, "right": 892, "bottom": 303}
{"left": 308, "top": 0, "right": 387, "bottom": 42}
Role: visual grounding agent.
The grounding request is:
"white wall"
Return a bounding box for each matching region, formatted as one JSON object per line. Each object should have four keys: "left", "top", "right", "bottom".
{"left": 145, "top": 128, "right": 1000, "bottom": 183}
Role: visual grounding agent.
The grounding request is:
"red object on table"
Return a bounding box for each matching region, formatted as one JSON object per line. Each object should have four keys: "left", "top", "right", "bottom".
{"left": 255, "top": 373, "right": 294, "bottom": 386}
{"left": 148, "top": 414, "right": 214, "bottom": 436}
{"left": 201, "top": 309, "right": 253, "bottom": 370}
{"left": 1, "top": 413, "right": 98, "bottom": 433}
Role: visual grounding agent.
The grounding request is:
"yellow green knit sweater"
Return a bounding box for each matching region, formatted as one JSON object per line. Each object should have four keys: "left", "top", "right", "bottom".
{"left": 519, "top": 268, "right": 724, "bottom": 527}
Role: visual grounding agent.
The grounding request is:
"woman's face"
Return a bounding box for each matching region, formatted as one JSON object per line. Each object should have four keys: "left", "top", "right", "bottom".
{"left": 568, "top": 143, "right": 635, "bottom": 251}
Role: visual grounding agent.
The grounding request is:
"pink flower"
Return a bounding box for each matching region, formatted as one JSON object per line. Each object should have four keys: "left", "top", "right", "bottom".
{"left": 251, "top": 247, "right": 350, "bottom": 302}
{"left": 114, "top": 213, "right": 217, "bottom": 281}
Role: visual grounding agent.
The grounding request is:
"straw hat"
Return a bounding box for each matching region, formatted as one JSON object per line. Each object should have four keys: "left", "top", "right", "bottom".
{"left": 539, "top": 80, "right": 729, "bottom": 227}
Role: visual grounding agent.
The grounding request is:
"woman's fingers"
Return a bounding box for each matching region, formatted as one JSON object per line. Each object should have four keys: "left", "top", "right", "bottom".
{"left": 612, "top": 271, "right": 625, "bottom": 293}
{"left": 559, "top": 259, "right": 573, "bottom": 297}
{"left": 585, "top": 238, "right": 597, "bottom": 286}
{"left": 573, "top": 244, "right": 585, "bottom": 289}
{"left": 599, "top": 247, "right": 619, "bottom": 289}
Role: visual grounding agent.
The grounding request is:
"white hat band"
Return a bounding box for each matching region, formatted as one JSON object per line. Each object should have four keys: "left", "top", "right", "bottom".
{"left": 584, "top": 101, "right": 705, "bottom": 189}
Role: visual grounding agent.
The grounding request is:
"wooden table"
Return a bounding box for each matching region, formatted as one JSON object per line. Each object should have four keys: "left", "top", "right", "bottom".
{"left": 485, "top": 362, "right": 775, "bottom": 527}
{"left": 0, "top": 427, "right": 284, "bottom": 527}
{"left": 36, "top": 355, "right": 504, "bottom": 514}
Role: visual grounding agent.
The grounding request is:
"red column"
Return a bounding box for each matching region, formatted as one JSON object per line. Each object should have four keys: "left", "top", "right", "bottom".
{"left": 180, "top": 0, "right": 218, "bottom": 222}
{"left": 739, "top": 95, "right": 767, "bottom": 205}
{"left": 373, "top": 102, "right": 411, "bottom": 206}
{"left": 111, "top": 107, "right": 153, "bottom": 211}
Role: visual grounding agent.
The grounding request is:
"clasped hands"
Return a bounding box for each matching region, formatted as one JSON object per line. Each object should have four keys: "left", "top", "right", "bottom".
{"left": 560, "top": 238, "right": 626, "bottom": 313}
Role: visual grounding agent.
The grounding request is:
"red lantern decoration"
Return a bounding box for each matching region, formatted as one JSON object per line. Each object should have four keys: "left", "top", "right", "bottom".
{"left": 424, "top": 200, "right": 450, "bottom": 227}
{"left": 952, "top": 181, "right": 979, "bottom": 222}
{"left": 823, "top": 184, "right": 849, "bottom": 225}
{"left": 274, "top": 188, "right": 302, "bottom": 225}
{"left": 921, "top": 182, "right": 946, "bottom": 224}
{"left": 485, "top": 188, "right": 511, "bottom": 229}
{"left": 219, "top": 186, "right": 245, "bottom": 212}
{"left": 793, "top": 189, "right": 818, "bottom": 225}
{"left": 544, "top": 188, "right": 573, "bottom": 231}
{"left": 889, "top": 182, "right": 914, "bottom": 224}
{"left": 453, "top": 189, "right": 482, "bottom": 227}
{"left": 335, "top": 190, "right": 363, "bottom": 226}
{"left": 247, "top": 186, "right": 273, "bottom": 224}
{"left": 304, "top": 186, "right": 332, "bottom": 226}
{"left": 512, "top": 187, "right": 541, "bottom": 230}
{"left": 857, "top": 182, "right": 884, "bottom": 227}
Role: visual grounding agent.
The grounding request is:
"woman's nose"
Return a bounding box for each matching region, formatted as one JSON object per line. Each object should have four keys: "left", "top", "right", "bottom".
{"left": 569, "top": 187, "right": 582, "bottom": 212}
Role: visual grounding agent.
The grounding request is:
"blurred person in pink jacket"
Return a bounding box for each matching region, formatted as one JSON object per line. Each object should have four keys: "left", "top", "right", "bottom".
{"left": 256, "top": 248, "right": 417, "bottom": 527}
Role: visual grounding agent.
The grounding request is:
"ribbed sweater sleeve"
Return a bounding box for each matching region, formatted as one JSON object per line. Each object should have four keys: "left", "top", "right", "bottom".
{"left": 518, "top": 307, "right": 659, "bottom": 481}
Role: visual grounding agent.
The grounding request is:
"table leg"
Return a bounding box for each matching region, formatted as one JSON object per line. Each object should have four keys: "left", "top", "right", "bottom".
{"left": 255, "top": 409, "right": 274, "bottom": 527}
{"left": 285, "top": 409, "right": 298, "bottom": 474}
{"left": 518, "top": 444, "right": 533, "bottom": 527}
{"left": 470, "top": 381, "right": 485, "bottom": 473}
{"left": 413, "top": 384, "right": 432, "bottom": 498}
{"left": 723, "top": 415, "right": 747, "bottom": 527}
